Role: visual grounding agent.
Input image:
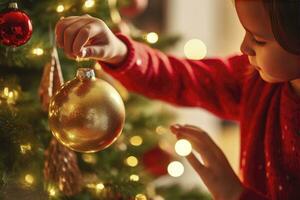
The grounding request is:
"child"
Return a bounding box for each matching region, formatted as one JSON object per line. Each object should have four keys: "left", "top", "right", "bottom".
{"left": 55, "top": 0, "right": 300, "bottom": 199}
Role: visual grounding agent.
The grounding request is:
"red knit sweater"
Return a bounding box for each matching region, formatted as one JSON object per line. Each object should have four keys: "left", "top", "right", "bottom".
{"left": 100, "top": 34, "right": 300, "bottom": 200}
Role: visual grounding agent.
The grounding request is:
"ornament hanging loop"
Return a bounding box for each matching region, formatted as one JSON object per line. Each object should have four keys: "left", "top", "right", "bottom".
{"left": 8, "top": 2, "right": 18, "bottom": 9}
{"left": 76, "top": 68, "right": 96, "bottom": 81}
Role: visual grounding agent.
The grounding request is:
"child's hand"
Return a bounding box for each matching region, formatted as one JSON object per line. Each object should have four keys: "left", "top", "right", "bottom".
{"left": 55, "top": 15, "right": 128, "bottom": 65}
{"left": 170, "top": 124, "right": 244, "bottom": 200}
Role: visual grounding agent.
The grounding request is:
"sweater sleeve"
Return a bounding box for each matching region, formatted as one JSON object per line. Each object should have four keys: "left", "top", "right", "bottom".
{"left": 100, "top": 33, "right": 251, "bottom": 121}
{"left": 239, "top": 187, "right": 269, "bottom": 200}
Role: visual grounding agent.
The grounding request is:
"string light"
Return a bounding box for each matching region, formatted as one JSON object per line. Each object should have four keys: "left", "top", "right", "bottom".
{"left": 130, "top": 135, "right": 143, "bottom": 146}
{"left": 84, "top": 0, "right": 95, "bottom": 8}
{"left": 155, "top": 126, "right": 168, "bottom": 135}
{"left": 32, "top": 48, "right": 44, "bottom": 56}
{"left": 126, "top": 156, "right": 138, "bottom": 167}
{"left": 135, "top": 194, "right": 147, "bottom": 200}
{"left": 184, "top": 39, "right": 207, "bottom": 60}
{"left": 20, "top": 144, "right": 32, "bottom": 154}
{"left": 130, "top": 174, "right": 140, "bottom": 182}
{"left": 153, "top": 195, "right": 165, "bottom": 200}
{"left": 24, "top": 174, "right": 34, "bottom": 185}
{"left": 167, "top": 161, "right": 184, "bottom": 177}
{"left": 175, "top": 139, "right": 192, "bottom": 156}
{"left": 146, "top": 32, "right": 159, "bottom": 44}
{"left": 95, "top": 183, "right": 105, "bottom": 191}
{"left": 1, "top": 87, "right": 19, "bottom": 105}
{"left": 48, "top": 188, "right": 57, "bottom": 196}
{"left": 56, "top": 5, "right": 65, "bottom": 13}
{"left": 82, "top": 154, "right": 97, "bottom": 164}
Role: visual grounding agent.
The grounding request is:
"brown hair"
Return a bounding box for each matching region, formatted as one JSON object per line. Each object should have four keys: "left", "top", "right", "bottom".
{"left": 263, "top": 0, "right": 300, "bottom": 55}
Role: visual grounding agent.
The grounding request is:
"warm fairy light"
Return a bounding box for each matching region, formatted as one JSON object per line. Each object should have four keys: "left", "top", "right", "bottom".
{"left": 95, "top": 183, "right": 105, "bottom": 191}
{"left": 56, "top": 5, "right": 65, "bottom": 13}
{"left": 2, "top": 87, "right": 19, "bottom": 105}
{"left": 32, "top": 48, "right": 44, "bottom": 56}
{"left": 130, "top": 135, "right": 143, "bottom": 146}
{"left": 155, "top": 126, "right": 168, "bottom": 135}
{"left": 135, "top": 193, "right": 147, "bottom": 200}
{"left": 184, "top": 39, "right": 207, "bottom": 60}
{"left": 84, "top": 0, "right": 95, "bottom": 8}
{"left": 146, "top": 32, "right": 159, "bottom": 44}
{"left": 3, "top": 87, "right": 9, "bottom": 96}
{"left": 167, "top": 161, "right": 184, "bottom": 177}
{"left": 48, "top": 187, "right": 57, "bottom": 196}
{"left": 47, "top": 184, "right": 58, "bottom": 197}
{"left": 118, "top": 142, "right": 127, "bottom": 151}
{"left": 25, "top": 174, "right": 34, "bottom": 185}
{"left": 82, "top": 154, "right": 97, "bottom": 164}
{"left": 130, "top": 174, "right": 140, "bottom": 182}
{"left": 126, "top": 156, "right": 138, "bottom": 167}
{"left": 175, "top": 139, "right": 192, "bottom": 156}
{"left": 153, "top": 195, "right": 165, "bottom": 200}
{"left": 20, "top": 144, "right": 32, "bottom": 154}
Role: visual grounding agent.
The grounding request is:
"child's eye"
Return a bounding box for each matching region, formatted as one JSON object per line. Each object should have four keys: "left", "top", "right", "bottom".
{"left": 253, "top": 38, "right": 266, "bottom": 46}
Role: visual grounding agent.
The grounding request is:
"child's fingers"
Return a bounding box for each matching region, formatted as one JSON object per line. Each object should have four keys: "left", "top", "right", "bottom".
{"left": 55, "top": 15, "right": 91, "bottom": 49}
{"left": 56, "top": 17, "right": 81, "bottom": 48}
{"left": 72, "top": 21, "right": 105, "bottom": 57}
{"left": 186, "top": 152, "right": 221, "bottom": 189}
{"left": 170, "top": 124, "right": 223, "bottom": 167}
{"left": 186, "top": 152, "right": 210, "bottom": 176}
{"left": 63, "top": 19, "right": 95, "bottom": 57}
{"left": 181, "top": 124, "right": 223, "bottom": 155}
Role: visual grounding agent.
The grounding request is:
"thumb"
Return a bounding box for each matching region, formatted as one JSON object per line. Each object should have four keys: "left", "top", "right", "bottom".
{"left": 79, "top": 46, "right": 105, "bottom": 60}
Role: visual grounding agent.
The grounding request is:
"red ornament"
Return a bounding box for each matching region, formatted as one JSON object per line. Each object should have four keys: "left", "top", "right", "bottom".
{"left": 120, "top": 0, "right": 148, "bottom": 18}
{"left": 0, "top": 2, "right": 33, "bottom": 47}
{"left": 142, "top": 146, "right": 172, "bottom": 177}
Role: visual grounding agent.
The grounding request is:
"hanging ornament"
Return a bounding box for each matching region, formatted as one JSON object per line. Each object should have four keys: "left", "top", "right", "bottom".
{"left": 44, "top": 138, "right": 82, "bottom": 196}
{"left": 38, "top": 47, "right": 64, "bottom": 112}
{"left": 94, "top": 63, "right": 129, "bottom": 101}
{"left": 48, "top": 68, "right": 125, "bottom": 153}
{"left": 119, "top": 0, "right": 148, "bottom": 18}
{"left": 142, "top": 146, "right": 172, "bottom": 177}
{"left": 0, "top": 2, "right": 33, "bottom": 47}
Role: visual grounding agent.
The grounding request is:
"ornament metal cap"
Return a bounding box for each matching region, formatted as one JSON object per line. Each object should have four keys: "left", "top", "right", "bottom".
{"left": 8, "top": 2, "right": 18, "bottom": 9}
{"left": 76, "top": 68, "right": 96, "bottom": 81}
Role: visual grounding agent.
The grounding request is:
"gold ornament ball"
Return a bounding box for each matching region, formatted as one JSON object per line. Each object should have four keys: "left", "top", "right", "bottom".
{"left": 48, "top": 68, "right": 125, "bottom": 153}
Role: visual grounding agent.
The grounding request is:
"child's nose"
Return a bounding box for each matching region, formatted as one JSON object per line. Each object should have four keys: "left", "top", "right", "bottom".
{"left": 240, "top": 35, "right": 256, "bottom": 56}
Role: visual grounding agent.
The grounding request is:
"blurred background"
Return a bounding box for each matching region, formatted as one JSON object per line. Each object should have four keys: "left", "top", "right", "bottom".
{"left": 137, "top": 0, "right": 245, "bottom": 192}
{"left": 0, "top": 0, "right": 245, "bottom": 199}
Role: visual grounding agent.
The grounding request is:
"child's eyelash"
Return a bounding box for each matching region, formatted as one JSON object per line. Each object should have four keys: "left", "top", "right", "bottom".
{"left": 253, "top": 38, "right": 266, "bottom": 45}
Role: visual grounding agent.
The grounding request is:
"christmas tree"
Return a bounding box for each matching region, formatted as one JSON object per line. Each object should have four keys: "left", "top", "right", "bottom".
{"left": 0, "top": 0, "right": 211, "bottom": 199}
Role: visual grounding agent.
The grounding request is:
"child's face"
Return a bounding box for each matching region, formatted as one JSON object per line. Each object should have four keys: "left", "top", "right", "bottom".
{"left": 235, "top": 0, "right": 300, "bottom": 83}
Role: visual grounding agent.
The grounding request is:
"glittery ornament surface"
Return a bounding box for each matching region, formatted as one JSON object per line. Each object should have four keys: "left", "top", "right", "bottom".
{"left": 48, "top": 68, "right": 125, "bottom": 153}
{"left": 0, "top": 5, "right": 33, "bottom": 46}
